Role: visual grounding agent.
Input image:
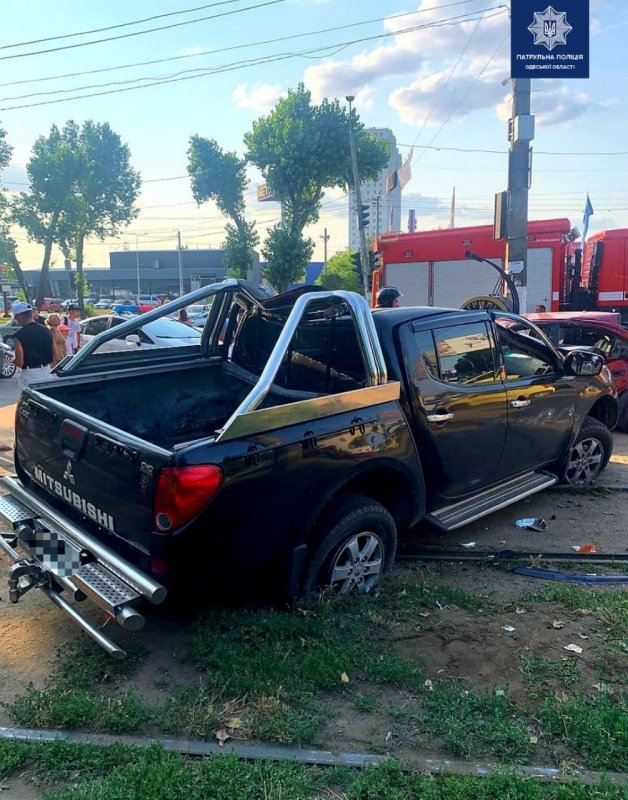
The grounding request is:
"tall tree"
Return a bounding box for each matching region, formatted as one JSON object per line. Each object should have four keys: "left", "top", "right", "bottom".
{"left": 315, "top": 249, "right": 362, "bottom": 293}
{"left": 262, "top": 225, "right": 313, "bottom": 292}
{"left": 187, "top": 136, "right": 258, "bottom": 279}
{"left": 0, "top": 125, "right": 31, "bottom": 301}
{"left": 11, "top": 122, "right": 82, "bottom": 307}
{"left": 60, "top": 121, "right": 140, "bottom": 312}
{"left": 245, "top": 84, "right": 388, "bottom": 288}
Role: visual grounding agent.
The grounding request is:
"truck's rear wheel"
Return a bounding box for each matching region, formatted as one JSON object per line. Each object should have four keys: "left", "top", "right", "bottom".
{"left": 302, "top": 494, "right": 397, "bottom": 597}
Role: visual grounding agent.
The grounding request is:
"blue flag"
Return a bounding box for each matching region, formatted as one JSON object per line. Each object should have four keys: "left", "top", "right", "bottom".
{"left": 582, "top": 194, "right": 594, "bottom": 242}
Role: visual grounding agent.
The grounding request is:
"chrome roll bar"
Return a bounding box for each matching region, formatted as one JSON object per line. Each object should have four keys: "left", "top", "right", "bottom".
{"left": 216, "top": 291, "right": 387, "bottom": 441}
{"left": 62, "top": 279, "right": 242, "bottom": 373}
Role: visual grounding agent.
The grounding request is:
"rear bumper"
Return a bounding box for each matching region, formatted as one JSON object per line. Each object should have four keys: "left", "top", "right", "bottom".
{"left": 0, "top": 475, "right": 166, "bottom": 658}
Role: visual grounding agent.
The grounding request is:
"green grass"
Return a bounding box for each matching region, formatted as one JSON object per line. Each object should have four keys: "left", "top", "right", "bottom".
{"left": 190, "top": 601, "right": 425, "bottom": 699}
{"left": 541, "top": 693, "right": 628, "bottom": 772}
{"left": 0, "top": 742, "right": 625, "bottom": 800}
{"left": 396, "top": 681, "right": 537, "bottom": 763}
{"left": 519, "top": 655, "right": 582, "bottom": 689}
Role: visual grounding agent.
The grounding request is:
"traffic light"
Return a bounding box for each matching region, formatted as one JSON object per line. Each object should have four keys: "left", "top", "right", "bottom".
{"left": 351, "top": 252, "right": 362, "bottom": 279}
{"left": 367, "top": 251, "right": 382, "bottom": 292}
{"left": 358, "top": 203, "right": 370, "bottom": 230}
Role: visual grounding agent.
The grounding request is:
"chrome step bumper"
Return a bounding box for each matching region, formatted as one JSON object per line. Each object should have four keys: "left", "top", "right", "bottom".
{"left": 427, "top": 471, "right": 557, "bottom": 532}
{"left": 0, "top": 476, "right": 166, "bottom": 658}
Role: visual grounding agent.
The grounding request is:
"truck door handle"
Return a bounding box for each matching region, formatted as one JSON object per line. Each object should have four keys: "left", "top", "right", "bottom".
{"left": 511, "top": 399, "right": 531, "bottom": 408}
{"left": 427, "top": 412, "right": 454, "bottom": 423}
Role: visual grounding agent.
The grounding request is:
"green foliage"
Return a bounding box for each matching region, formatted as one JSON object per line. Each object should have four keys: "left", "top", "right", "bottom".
{"left": 2, "top": 743, "right": 625, "bottom": 800}
{"left": 316, "top": 249, "right": 362, "bottom": 292}
{"left": 245, "top": 84, "right": 388, "bottom": 237}
{"left": 541, "top": 692, "right": 628, "bottom": 771}
{"left": 406, "top": 682, "right": 536, "bottom": 762}
{"left": 261, "top": 223, "right": 312, "bottom": 291}
{"left": 187, "top": 136, "right": 258, "bottom": 277}
{"left": 519, "top": 655, "right": 582, "bottom": 689}
{"left": 222, "top": 220, "right": 259, "bottom": 279}
{"left": 11, "top": 120, "right": 140, "bottom": 308}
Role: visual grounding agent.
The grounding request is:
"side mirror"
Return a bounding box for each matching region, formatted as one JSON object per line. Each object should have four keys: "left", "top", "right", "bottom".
{"left": 564, "top": 350, "right": 604, "bottom": 377}
{"left": 126, "top": 334, "right": 141, "bottom": 346}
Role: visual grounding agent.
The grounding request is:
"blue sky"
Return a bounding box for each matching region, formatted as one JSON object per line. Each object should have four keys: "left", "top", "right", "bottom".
{"left": 1, "top": 0, "right": 627, "bottom": 268}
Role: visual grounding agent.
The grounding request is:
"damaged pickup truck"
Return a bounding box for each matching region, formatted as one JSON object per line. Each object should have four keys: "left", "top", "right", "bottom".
{"left": 0, "top": 281, "right": 618, "bottom": 656}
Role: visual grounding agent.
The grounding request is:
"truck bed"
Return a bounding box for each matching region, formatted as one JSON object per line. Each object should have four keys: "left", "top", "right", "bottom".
{"left": 35, "top": 360, "right": 307, "bottom": 449}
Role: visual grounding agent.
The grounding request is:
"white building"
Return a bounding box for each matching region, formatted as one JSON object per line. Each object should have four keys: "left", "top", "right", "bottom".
{"left": 348, "top": 128, "right": 402, "bottom": 251}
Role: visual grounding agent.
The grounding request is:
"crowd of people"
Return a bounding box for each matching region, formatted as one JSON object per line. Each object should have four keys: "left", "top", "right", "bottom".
{"left": 11, "top": 302, "right": 81, "bottom": 391}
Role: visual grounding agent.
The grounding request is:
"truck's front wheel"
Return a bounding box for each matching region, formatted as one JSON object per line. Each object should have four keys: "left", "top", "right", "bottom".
{"left": 302, "top": 494, "right": 397, "bottom": 597}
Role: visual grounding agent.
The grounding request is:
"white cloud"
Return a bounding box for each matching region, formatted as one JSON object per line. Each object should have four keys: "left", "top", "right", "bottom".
{"left": 232, "top": 82, "right": 284, "bottom": 113}
{"left": 389, "top": 67, "right": 508, "bottom": 127}
{"left": 495, "top": 85, "right": 617, "bottom": 127}
{"left": 304, "top": 0, "right": 509, "bottom": 102}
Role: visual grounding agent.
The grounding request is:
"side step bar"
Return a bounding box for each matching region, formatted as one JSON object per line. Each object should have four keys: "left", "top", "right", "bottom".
{"left": 426, "top": 471, "right": 557, "bottom": 532}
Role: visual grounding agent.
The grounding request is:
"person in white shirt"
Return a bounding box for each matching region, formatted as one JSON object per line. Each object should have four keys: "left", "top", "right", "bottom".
{"left": 65, "top": 305, "right": 81, "bottom": 355}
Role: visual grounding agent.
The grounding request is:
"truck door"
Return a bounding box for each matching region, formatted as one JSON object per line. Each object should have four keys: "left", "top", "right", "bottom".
{"left": 494, "top": 323, "right": 577, "bottom": 474}
{"left": 401, "top": 317, "right": 508, "bottom": 499}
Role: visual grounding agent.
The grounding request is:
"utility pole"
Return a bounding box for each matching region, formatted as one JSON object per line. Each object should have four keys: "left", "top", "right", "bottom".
{"left": 374, "top": 196, "right": 381, "bottom": 240}
{"left": 505, "top": 78, "right": 534, "bottom": 312}
{"left": 135, "top": 235, "right": 141, "bottom": 300}
{"left": 176, "top": 229, "right": 184, "bottom": 297}
{"left": 319, "top": 227, "right": 330, "bottom": 268}
{"left": 346, "top": 95, "right": 371, "bottom": 300}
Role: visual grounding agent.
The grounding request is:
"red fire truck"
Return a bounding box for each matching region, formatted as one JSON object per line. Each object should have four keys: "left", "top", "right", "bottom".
{"left": 373, "top": 220, "right": 628, "bottom": 323}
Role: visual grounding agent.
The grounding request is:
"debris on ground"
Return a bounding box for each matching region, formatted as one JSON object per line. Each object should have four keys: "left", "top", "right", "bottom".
{"left": 515, "top": 518, "right": 548, "bottom": 531}
{"left": 571, "top": 543, "right": 598, "bottom": 553}
{"left": 564, "top": 643, "right": 584, "bottom": 654}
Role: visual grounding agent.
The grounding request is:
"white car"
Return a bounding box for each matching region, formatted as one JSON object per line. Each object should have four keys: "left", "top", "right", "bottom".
{"left": 80, "top": 315, "right": 202, "bottom": 354}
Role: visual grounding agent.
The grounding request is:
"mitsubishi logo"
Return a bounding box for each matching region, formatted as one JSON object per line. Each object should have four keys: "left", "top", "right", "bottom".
{"left": 63, "top": 460, "right": 76, "bottom": 486}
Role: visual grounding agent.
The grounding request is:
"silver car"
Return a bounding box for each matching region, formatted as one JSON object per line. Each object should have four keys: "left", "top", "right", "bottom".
{"left": 80, "top": 315, "right": 201, "bottom": 354}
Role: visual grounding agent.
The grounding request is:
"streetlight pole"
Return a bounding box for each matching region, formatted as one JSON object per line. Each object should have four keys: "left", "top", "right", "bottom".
{"left": 319, "top": 227, "right": 330, "bottom": 268}
{"left": 346, "top": 95, "right": 371, "bottom": 300}
{"left": 176, "top": 229, "right": 184, "bottom": 297}
{"left": 505, "top": 78, "right": 533, "bottom": 311}
{"left": 135, "top": 235, "right": 141, "bottom": 301}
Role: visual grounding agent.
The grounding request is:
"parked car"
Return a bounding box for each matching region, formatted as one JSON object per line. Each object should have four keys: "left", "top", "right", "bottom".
{"left": 186, "top": 303, "right": 211, "bottom": 327}
{"left": 0, "top": 320, "right": 19, "bottom": 348}
{"left": 93, "top": 300, "right": 113, "bottom": 310}
{"left": 527, "top": 312, "right": 628, "bottom": 432}
{"left": 80, "top": 314, "right": 202, "bottom": 353}
{"left": 0, "top": 282, "right": 618, "bottom": 656}
{"left": 0, "top": 342, "right": 16, "bottom": 378}
{"left": 40, "top": 298, "right": 62, "bottom": 313}
{"left": 60, "top": 299, "right": 79, "bottom": 310}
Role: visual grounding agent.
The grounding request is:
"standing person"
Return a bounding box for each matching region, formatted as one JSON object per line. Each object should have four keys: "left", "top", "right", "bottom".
{"left": 177, "top": 308, "right": 193, "bottom": 326}
{"left": 46, "top": 313, "right": 67, "bottom": 367}
{"left": 535, "top": 304, "right": 547, "bottom": 313}
{"left": 32, "top": 306, "right": 47, "bottom": 325}
{"left": 12, "top": 302, "right": 54, "bottom": 390}
{"left": 65, "top": 305, "right": 81, "bottom": 355}
{"left": 375, "top": 287, "right": 402, "bottom": 309}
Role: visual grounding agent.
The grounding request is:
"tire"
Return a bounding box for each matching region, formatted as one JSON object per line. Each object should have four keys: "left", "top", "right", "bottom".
{"left": 0, "top": 354, "right": 15, "bottom": 379}
{"left": 301, "top": 494, "right": 397, "bottom": 597}
{"left": 561, "top": 417, "right": 613, "bottom": 486}
{"left": 617, "top": 393, "right": 628, "bottom": 434}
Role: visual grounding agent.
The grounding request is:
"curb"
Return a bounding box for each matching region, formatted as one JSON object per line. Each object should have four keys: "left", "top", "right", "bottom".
{"left": 1, "top": 727, "right": 627, "bottom": 786}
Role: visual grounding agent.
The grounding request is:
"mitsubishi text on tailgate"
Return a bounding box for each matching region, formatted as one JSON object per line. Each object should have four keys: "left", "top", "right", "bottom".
{"left": 0, "top": 281, "right": 618, "bottom": 656}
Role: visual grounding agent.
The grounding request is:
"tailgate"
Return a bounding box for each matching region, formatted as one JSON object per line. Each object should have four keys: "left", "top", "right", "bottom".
{"left": 15, "top": 390, "right": 172, "bottom": 552}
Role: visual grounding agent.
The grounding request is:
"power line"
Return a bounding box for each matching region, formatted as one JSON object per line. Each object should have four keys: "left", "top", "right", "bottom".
{"left": 0, "top": 0, "right": 288, "bottom": 62}
{"left": 0, "top": 0, "right": 255, "bottom": 50}
{"left": 0, "top": 9, "right": 509, "bottom": 111}
{"left": 0, "top": 0, "right": 485, "bottom": 88}
{"left": 0, "top": 9, "right": 506, "bottom": 103}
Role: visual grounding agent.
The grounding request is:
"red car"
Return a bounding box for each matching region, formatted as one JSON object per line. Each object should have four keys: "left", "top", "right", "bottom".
{"left": 528, "top": 312, "right": 628, "bottom": 432}
{"left": 40, "top": 297, "right": 63, "bottom": 313}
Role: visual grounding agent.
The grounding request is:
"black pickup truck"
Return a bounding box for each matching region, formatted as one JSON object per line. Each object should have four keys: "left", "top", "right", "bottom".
{"left": 0, "top": 281, "right": 618, "bottom": 656}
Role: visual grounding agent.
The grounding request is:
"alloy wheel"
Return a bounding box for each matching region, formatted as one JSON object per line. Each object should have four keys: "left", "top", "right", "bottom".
{"left": 0, "top": 355, "right": 15, "bottom": 378}
{"left": 565, "top": 437, "right": 604, "bottom": 485}
{"left": 328, "top": 531, "right": 383, "bottom": 595}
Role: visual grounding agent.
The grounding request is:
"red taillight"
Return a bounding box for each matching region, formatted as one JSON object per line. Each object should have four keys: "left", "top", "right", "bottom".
{"left": 153, "top": 465, "right": 223, "bottom": 532}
